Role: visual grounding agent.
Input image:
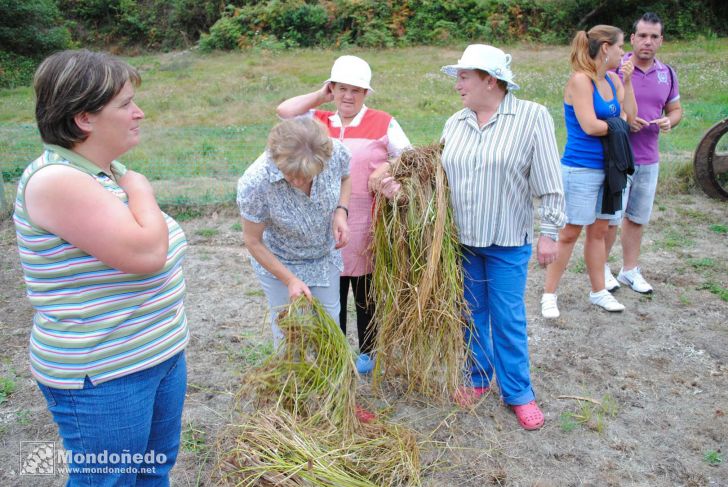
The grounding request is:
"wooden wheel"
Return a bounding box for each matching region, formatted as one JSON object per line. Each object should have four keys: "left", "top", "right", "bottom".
{"left": 693, "top": 118, "right": 728, "bottom": 200}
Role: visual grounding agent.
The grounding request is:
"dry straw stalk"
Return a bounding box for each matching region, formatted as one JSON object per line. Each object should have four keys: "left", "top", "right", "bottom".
{"left": 371, "top": 144, "right": 470, "bottom": 400}
{"left": 245, "top": 296, "right": 358, "bottom": 433}
{"left": 219, "top": 409, "right": 421, "bottom": 486}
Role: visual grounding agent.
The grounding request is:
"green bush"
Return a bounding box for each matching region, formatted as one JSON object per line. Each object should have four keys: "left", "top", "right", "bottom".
{"left": 0, "top": 0, "right": 72, "bottom": 57}
{"left": 59, "top": 0, "right": 221, "bottom": 49}
{"left": 1, "top": 0, "right": 726, "bottom": 55}
{"left": 271, "top": 3, "right": 329, "bottom": 47}
{"left": 198, "top": 0, "right": 728, "bottom": 52}
{"left": 0, "top": 52, "right": 40, "bottom": 89}
{"left": 199, "top": 15, "right": 243, "bottom": 51}
{"left": 0, "top": 0, "right": 73, "bottom": 89}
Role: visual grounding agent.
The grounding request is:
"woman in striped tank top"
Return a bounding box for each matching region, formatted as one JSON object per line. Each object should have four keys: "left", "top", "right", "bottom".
{"left": 14, "top": 50, "right": 189, "bottom": 485}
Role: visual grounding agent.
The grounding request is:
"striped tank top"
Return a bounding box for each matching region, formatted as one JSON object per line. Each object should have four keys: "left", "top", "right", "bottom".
{"left": 13, "top": 145, "right": 189, "bottom": 389}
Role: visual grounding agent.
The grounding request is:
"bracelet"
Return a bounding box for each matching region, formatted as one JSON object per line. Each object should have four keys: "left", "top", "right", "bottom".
{"left": 335, "top": 205, "right": 349, "bottom": 218}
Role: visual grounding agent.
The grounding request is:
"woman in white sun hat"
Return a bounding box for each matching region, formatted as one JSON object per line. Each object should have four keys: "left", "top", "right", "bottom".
{"left": 440, "top": 44, "right": 565, "bottom": 430}
{"left": 276, "top": 55, "right": 411, "bottom": 375}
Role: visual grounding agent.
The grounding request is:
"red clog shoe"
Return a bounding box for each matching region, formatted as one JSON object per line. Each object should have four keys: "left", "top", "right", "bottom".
{"left": 355, "top": 405, "right": 376, "bottom": 423}
{"left": 511, "top": 400, "right": 545, "bottom": 430}
{"left": 453, "top": 386, "right": 490, "bottom": 408}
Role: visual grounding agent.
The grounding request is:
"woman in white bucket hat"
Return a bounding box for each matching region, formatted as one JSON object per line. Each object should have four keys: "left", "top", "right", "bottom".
{"left": 276, "top": 55, "right": 411, "bottom": 377}
{"left": 439, "top": 44, "right": 566, "bottom": 430}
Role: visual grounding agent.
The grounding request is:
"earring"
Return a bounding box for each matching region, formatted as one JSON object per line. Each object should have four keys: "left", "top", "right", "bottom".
{"left": 605, "top": 55, "right": 609, "bottom": 64}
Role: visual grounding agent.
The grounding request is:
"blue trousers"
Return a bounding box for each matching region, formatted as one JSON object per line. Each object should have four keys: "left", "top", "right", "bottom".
{"left": 37, "top": 352, "right": 187, "bottom": 486}
{"left": 462, "top": 244, "right": 535, "bottom": 406}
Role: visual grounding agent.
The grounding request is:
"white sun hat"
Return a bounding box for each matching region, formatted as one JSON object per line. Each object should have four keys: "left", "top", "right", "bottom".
{"left": 441, "top": 44, "right": 520, "bottom": 91}
{"left": 325, "top": 55, "right": 374, "bottom": 92}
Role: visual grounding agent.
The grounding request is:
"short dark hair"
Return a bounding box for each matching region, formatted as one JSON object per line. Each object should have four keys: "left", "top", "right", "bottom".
{"left": 475, "top": 69, "right": 508, "bottom": 92}
{"left": 633, "top": 12, "right": 663, "bottom": 35}
{"left": 33, "top": 49, "right": 141, "bottom": 149}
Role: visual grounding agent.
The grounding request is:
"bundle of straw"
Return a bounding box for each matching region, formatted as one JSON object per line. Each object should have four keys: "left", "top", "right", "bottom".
{"left": 219, "top": 409, "right": 421, "bottom": 487}
{"left": 221, "top": 297, "right": 422, "bottom": 486}
{"left": 371, "top": 144, "right": 469, "bottom": 400}
{"left": 246, "top": 297, "right": 357, "bottom": 433}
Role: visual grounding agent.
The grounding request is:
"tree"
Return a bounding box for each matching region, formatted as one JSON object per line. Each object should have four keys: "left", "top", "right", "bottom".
{"left": 0, "top": 0, "right": 72, "bottom": 57}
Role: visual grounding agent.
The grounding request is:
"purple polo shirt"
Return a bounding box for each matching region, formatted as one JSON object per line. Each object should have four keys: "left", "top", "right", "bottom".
{"left": 617, "top": 52, "right": 680, "bottom": 165}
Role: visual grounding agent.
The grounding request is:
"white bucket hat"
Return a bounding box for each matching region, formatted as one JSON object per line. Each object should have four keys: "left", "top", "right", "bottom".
{"left": 441, "top": 44, "right": 520, "bottom": 91}
{"left": 325, "top": 55, "right": 374, "bottom": 92}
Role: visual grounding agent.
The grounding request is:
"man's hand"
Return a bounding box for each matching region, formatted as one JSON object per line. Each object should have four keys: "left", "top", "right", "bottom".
{"left": 537, "top": 235, "right": 558, "bottom": 268}
{"left": 620, "top": 59, "right": 634, "bottom": 83}
{"left": 650, "top": 116, "right": 671, "bottom": 133}
{"left": 630, "top": 116, "right": 650, "bottom": 133}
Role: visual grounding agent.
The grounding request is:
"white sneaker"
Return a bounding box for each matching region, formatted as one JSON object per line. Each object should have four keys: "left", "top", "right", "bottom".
{"left": 589, "top": 289, "right": 625, "bottom": 312}
{"left": 617, "top": 266, "right": 653, "bottom": 294}
{"left": 605, "top": 264, "right": 620, "bottom": 292}
{"left": 541, "top": 293, "right": 560, "bottom": 318}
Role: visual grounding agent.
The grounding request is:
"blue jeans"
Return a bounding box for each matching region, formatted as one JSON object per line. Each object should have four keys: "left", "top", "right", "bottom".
{"left": 37, "top": 352, "right": 187, "bottom": 486}
{"left": 462, "top": 244, "right": 534, "bottom": 406}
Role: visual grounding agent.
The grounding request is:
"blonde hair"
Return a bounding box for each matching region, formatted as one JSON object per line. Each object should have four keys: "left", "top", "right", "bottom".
{"left": 569, "top": 25, "right": 623, "bottom": 80}
{"left": 268, "top": 118, "right": 333, "bottom": 179}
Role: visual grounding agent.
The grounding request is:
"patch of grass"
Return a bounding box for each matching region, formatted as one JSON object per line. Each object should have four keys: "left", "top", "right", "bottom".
{"left": 2, "top": 41, "right": 727, "bottom": 209}
{"left": 700, "top": 282, "right": 728, "bottom": 302}
{"left": 703, "top": 450, "right": 723, "bottom": 466}
{"left": 237, "top": 339, "right": 273, "bottom": 368}
{"left": 656, "top": 228, "right": 694, "bottom": 250}
{"left": 638, "top": 293, "right": 654, "bottom": 303}
{"left": 181, "top": 422, "right": 207, "bottom": 454}
{"left": 2, "top": 166, "right": 24, "bottom": 183}
{"left": 678, "top": 294, "right": 691, "bottom": 305}
{"left": 230, "top": 221, "right": 242, "bottom": 232}
{"left": 559, "top": 412, "right": 579, "bottom": 432}
{"left": 0, "top": 375, "right": 16, "bottom": 405}
{"left": 569, "top": 256, "right": 586, "bottom": 274}
{"left": 708, "top": 224, "right": 728, "bottom": 234}
{"left": 16, "top": 409, "right": 31, "bottom": 426}
{"left": 689, "top": 257, "right": 716, "bottom": 269}
{"left": 657, "top": 159, "right": 694, "bottom": 196}
{"left": 559, "top": 394, "right": 618, "bottom": 434}
{"left": 171, "top": 207, "right": 202, "bottom": 222}
{"left": 200, "top": 140, "right": 217, "bottom": 156}
{"left": 244, "top": 289, "right": 265, "bottom": 297}
{"left": 675, "top": 207, "right": 710, "bottom": 222}
{"left": 195, "top": 228, "right": 219, "bottom": 238}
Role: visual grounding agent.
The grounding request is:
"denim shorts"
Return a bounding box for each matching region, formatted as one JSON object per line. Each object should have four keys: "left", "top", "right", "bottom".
{"left": 609, "top": 162, "right": 659, "bottom": 225}
{"left": 562, "top": 165, "right": 620, "bottom": 225}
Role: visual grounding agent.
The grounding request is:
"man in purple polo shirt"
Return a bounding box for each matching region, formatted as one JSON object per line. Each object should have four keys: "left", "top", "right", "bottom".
{"left": 604, "top": 12, "right": 683, "bottom": 294}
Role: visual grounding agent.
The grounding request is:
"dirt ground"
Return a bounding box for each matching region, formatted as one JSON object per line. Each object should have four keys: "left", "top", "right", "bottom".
{"left": 1, "top": 191, "right": 726, "bottom": 487}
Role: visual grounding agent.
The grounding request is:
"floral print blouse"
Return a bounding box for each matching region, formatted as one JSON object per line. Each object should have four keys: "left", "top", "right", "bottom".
{"left": 237, "top": 140, "right": 351, "bottom": 286}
